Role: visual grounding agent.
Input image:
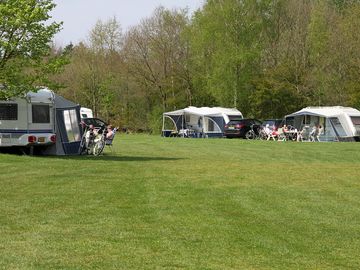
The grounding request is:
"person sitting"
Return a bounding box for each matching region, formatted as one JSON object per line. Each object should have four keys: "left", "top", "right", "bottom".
{"left": 264, "top": 124, "right": 273, "bottom": 140}
{"left": 106, "top": 125, "right": 115, "bottom": 139}
{"left": 315, "top": 125, "right": 323, "bottom": 142}
{"left": 297, "top": 126, "right": 306, "bottom": 142}
{"left": 269, "top": 124, "right": 281, "bottom": 140}
{"left": 279, "top": 124, "right": 287, "bottom": 139}
{"left": 105, "top": 125, "right": 118, "bottom": 151}
{"left": 282, "top": 124, "right": 289, "bottom": 133}
{"left": 276, "top": 127, "right": 286, "bottom": 141}
{"left": 310, "top": 125, "right": 319, "bottom": 142}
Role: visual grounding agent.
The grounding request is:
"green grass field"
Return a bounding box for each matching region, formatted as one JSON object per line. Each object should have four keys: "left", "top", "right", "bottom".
{"left": 1, "top": 135, "right": 360, "bottom": 269}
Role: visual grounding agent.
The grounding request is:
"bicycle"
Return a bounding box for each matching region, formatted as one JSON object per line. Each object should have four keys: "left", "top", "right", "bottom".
{"left": 79, "top": 125, "right": 107, "bottom": 156}
{"left": 245, "top": 124, "right": 267, "bottom": 140}
{"left": 92, "top": 129, "right": 107, "bottom": 156}
{"left": 79, "top": 125, "right": 93, "bottom": 155}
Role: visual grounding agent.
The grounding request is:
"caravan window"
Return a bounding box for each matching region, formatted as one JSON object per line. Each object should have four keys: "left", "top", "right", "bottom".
{"left": 32, "top": 104, "right": 50, "bottom": 123}
{"left": 205, "top": 117, "right": 221, "bottom": 132}
{"left": 351, "top": 117, "right": 360, "bottom": 135}
{"left": 0, "top": 104, "right": 17, "bottom": 120}
{"left": 208, "top": 118, "right": 214, "bottom": 131}
{"left": 330, "top": 117, "right": 347, "bottom": 137}
{"left": 302, "top": 115, "right": 310, "bottom": 125}
{"left": 63, "top": 109, "right": 81, "bottom": 142}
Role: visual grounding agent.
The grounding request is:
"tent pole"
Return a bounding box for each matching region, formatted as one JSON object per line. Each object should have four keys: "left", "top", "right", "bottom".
{"left": 202, "top": 116, "right": 205, "bottom": 138}
{"left": 182, "top": 113, "right": 184, "bottom": 137}
{"left": 162, "top": 114, "right": 165, "bottom": 136}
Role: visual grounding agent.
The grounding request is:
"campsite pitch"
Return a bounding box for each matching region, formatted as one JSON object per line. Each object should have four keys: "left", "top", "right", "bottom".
{"left": 1, "top": 135, "right": 360, "bottom": 269}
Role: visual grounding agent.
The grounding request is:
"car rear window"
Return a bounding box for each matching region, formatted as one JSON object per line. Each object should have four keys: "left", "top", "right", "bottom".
{"left": 228, "top": 120, "right": 245, "bottom": 125}
{"left": 82, "top": 118, "right": 95, "bottom": 126}
{"left": 83, "top": 118, "right": 107, "bottom": 127}
{"left": 263, "top": 120, "right": 283, "bottom": 127}
{"left": 94, "top": 119, "right": 107, "bottom": 127}
{"left": 228, "top": 116, "right": 243, "bottom": 121}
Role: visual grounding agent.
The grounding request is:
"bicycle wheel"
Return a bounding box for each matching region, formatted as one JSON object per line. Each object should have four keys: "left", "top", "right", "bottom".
{"left": 93, "top": 139, "right": 105, "bottom": 156}
{"left": 79, "top": 134, "right": 88, "bottom": 155}
{"left": 259, "top": 130, "right": 268, "bottom": 140}
{"left": 245, "top": 130, "right": 255, "bottom": 140}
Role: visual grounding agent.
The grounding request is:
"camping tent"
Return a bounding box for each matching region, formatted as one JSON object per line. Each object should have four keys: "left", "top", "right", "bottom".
{"left": 285, "top": 106, "right": 360, "bottom": 141}
{"left": 50, "top": 92, "right": 82, "bottom": 155}
{"left": 0, "top": 88, "right": 82, "bottom": 155}
{"left": 162, "top": 106, "right": 243, "bottom": 138}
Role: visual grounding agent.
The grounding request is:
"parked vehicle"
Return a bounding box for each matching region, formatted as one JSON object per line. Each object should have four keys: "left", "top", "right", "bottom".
{"left": 0, "top": 88, "right": 82, "bottom": 155}
{"left": 80, "top": 107, "right": 93, "bottom": 119}
{"left": 81, "top": 118, "right": 107, "bottom": 130}
{"left": 224, "top": 119, "right": 262, "bottom": 138}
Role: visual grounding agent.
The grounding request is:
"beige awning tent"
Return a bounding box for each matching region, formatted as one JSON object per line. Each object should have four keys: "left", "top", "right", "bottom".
{"left": 285, "top": 106, "right": 360, "bottom": 141}
{"left": 162, "top": 106, "right": 243, "bottom": 138}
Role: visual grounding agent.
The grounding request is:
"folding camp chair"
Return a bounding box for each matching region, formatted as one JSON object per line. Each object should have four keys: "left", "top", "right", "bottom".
{"left": 316, "top": 127, "right": 323, "bottom": 142}
{"left": 105, "top": 128, "right": 118, "bottom": 153}
{"left": 276, "top": 128, "right": 286, "bottom": 141}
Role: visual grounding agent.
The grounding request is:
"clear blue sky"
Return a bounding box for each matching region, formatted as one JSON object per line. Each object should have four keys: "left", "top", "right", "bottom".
{"left": 51, "top": 0, "right": 204, "bottom": 46}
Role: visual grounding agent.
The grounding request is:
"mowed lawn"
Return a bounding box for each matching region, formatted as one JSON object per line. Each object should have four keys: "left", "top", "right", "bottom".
{"left": 1, "top": 135, "right": 360, "bottom": 270}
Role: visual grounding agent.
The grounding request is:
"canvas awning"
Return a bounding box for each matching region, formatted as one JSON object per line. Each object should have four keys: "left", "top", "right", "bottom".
{"left": 285, "top": 106, "right": 360, "bottom": 141}
{"left": 162, "top": 106, "right": 243, "bottom": 138}
{"left": 164, "top": 106, "right": 242, "bottom": 118}
{"left": 286, "top": 106, "right": 360, "bottom": 118}
{"left": 54, "top": 93, "right": 79, "bottom": 109}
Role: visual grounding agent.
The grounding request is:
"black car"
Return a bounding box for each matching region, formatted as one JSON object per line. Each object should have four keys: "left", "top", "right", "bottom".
{"left": 224, "top": 118, "right": 262, "bottom": 138}
{"left": 81, "top": 117, "right": 108, "bottom": 131}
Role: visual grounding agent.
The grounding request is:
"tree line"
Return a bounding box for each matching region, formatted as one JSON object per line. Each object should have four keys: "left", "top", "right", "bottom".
{"left": 1, "top": 0, "right": 360, "bottom": 133}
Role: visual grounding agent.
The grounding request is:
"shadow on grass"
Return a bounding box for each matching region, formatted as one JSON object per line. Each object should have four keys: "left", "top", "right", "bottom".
{"left": 0, "top": 148, "right": 184, "bottom": 162}
{"left": 36, "top": 154, "right": 185, "bottom": 162}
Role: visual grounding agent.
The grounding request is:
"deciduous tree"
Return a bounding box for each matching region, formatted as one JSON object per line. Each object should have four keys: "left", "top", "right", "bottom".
{"left": 0, "top": 0, "right": 62, "bottom": 98}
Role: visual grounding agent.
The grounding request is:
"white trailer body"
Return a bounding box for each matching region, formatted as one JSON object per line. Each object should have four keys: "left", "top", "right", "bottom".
{"left": 80, "top": 107, "right": 93, "bottom": 119}
{"left": 0, "top": 89, "right": 56, "bottom": 148}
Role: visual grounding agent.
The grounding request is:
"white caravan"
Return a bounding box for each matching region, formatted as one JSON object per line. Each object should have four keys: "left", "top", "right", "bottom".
{"left": 80, "top": 107, "right": 93, "bottom": 119}
{"left": 0, "top": 89, "right": 56, "bottom": 148}
{"left": 0, "top": 88, "right": 82, "bottom": 154}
